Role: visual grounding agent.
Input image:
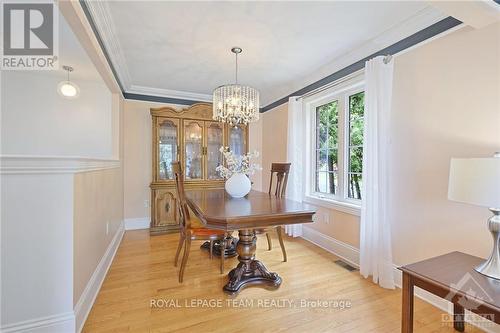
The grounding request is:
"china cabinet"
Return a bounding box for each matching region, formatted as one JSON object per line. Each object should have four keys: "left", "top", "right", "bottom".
{"left": 150, "top": 103, "right": 248, "bottom": 234}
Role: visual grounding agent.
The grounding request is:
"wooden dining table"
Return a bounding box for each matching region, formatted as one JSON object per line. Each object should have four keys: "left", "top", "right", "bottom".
{"left": 186, "top": 189, "right": 316, "bottom": 295}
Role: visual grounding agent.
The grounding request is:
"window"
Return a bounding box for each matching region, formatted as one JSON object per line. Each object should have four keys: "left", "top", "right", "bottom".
{"left": 309, "top": 81, "right": 364, "bottom": 207}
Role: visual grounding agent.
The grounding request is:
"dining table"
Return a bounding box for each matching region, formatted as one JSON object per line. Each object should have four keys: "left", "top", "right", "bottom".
{"left": 186, "top": 189, "right": 316, "bottom": 295}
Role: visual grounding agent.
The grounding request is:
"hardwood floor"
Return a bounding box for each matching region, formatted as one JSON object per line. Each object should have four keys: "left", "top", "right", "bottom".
{"left": 83, "top": 230, "right": 485, "bottom": 333}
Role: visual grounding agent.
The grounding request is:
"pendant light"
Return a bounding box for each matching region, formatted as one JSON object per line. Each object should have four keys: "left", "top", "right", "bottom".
{"left": 58, "top": 65, "right": 80, "bottom": 98}
{"left": 213, "top": 47, "right": 259, "bottom": 126}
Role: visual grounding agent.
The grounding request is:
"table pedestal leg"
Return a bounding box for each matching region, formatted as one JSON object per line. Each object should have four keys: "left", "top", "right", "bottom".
{"left": 223, "top": 229, "right": 282, "bottom": 294}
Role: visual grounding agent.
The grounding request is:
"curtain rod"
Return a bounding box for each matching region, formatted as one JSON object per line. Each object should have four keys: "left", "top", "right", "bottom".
{"left": 296, "top": 54, "right": 392, "bottom": 100}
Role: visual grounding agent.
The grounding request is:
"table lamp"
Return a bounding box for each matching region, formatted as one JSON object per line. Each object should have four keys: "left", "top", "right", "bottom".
{"left": 448, "top": 153, "right": 500, "bottom": 279}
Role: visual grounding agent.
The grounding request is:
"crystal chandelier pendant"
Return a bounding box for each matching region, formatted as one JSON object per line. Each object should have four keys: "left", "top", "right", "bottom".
{"left": 213, "top": 47, "right": 259, "bottom": 126}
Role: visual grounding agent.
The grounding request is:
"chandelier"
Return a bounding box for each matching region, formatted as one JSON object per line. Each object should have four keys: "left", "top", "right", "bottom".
{"left": 213, "top": 47, "right": 259, "bottom": 126}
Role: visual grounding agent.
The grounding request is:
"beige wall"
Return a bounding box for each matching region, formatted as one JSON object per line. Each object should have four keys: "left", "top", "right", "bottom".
{"left": 249, "top": 117, "right": 264, "bottom": 191}
{"left": 123, "top": 100, "right": 261, "bottom": 220}
{"left": 261, "top": 103, "right": 289, "bottom": 190}
{"left": 259, "top": 23, "right": 500, "bottom": 260}
{"left": 73, "top": 167, "right": 124, "bottom": 304}
{"left": 390, "top": 23, "right": 500, "bottom": 265}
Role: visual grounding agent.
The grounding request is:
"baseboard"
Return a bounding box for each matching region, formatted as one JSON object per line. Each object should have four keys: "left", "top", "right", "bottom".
{"left": 74, "top": 221, "right": 125, "bottom": 333}
{"left": 301, "top": 226, "right": 500, "bottom": 332}
{"left": 124, "top": 217, "right": 150, "bottom": 230}
{"left": 301, "top": 225, "right": 359, "bottom": 268}
{"left": 0, "top": 312, "right": 75, "bottom": 333}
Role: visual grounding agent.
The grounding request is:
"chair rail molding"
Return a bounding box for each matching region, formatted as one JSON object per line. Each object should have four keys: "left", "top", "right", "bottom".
{"left": 0, "top": 155, "right": 121, "bottom": 174}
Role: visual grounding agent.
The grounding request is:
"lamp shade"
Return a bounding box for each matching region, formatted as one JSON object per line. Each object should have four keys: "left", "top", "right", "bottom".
{"left": 448, "top": 155, "right": 500, "bottom": 209}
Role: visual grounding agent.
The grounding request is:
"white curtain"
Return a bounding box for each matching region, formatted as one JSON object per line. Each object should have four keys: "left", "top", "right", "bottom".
{"left": 285, "top": 96, "right": 305, "bottom": 237}
{"left": 359, "top": 56, "right": 395, "bottom": 289}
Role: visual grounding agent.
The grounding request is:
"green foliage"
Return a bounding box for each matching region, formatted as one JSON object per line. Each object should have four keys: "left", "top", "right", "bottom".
{"left": 316, "top": 101, "right": 339, "bottom": 194}
{"left": 315, "top": 92, "right": 365, "bottom": 199}
{"left": 348, "top": 92, "right": 364, "bottom": 199}
{"left": 316, "top": 100, "right": 338, "bottom": 150}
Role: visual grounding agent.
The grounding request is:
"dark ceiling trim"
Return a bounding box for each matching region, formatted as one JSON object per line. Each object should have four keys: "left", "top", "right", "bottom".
{"left": 79, "top": 0, "right": 125, "bottom": 93}
{"left": 260, "top": 16, "right": 462, "bottom": 113}
{"left": 123, "top": 93, "right": 203, "bottom": 106}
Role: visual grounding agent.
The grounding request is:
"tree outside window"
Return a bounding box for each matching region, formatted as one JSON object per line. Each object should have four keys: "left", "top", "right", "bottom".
{"left": 348, "top": 92, "right": 364, "bottom": 200}
{"left": 316, "top": 100, "right": 338, "bottom": 195}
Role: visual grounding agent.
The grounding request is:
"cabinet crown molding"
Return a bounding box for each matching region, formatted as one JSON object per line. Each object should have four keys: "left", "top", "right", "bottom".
{"left": 150, "top": 102, "right": 213, "bottom": 120}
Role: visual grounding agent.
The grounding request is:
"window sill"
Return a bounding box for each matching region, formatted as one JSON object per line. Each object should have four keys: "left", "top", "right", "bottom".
{"left": 304, "top": 195, "right": 361, "bottom": 217}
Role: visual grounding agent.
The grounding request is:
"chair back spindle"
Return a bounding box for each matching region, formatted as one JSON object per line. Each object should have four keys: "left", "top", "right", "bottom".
{"left": 268, "top": 163, "right": 291, "bottom": 198}
{"left": 172, "top": 161, "right": 191, "bottom": 229}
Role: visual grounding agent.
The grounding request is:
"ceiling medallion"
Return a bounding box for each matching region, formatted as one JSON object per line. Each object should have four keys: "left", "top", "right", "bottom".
{"left": 213, "top": 47, "right": 259, "bottom": 126}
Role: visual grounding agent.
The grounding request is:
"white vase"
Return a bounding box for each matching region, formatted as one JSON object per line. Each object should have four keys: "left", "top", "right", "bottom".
{"left": 225, "top": 173, "right": 251, "bottom": 198}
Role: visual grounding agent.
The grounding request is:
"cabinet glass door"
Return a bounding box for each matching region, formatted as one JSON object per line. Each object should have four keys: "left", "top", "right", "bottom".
{"left": 158, "top": 118, "right": 179, "bottom": 180}
{"left": 206, "top": 122, "right": 224, "bottom": 180}
{"left": 228, "top": 125, "right": 247, "bottom": 156}
{"left": 184, "top": 121, "right": 203, "bottom": 180}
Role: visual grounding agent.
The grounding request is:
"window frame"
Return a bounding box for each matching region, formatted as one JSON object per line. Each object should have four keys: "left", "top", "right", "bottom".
{"left": 303, "top": 73, "right": 364, "bottom": 215}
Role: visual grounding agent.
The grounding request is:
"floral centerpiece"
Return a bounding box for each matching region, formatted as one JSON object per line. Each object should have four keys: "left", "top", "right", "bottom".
{"left": 216, "top": 147, "right": 260, "bottom": 198}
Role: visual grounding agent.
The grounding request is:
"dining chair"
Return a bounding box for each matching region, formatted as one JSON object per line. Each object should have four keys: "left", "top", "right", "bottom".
{"left": 255, "top": 163, "right": 291, "bottom": 262}
{"left": 172, "top": 161, "right": 226, "bottom": 283}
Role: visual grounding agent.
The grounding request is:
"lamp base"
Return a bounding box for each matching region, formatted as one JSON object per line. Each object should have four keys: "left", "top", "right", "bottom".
{"left": 475, "top": 258, "right": 500, "bottom": 280}
{"left": 475, "top": 209, "right": 500, "bottom": 280}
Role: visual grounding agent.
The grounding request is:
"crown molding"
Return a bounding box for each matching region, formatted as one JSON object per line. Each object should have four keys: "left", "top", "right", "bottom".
{"left": 83, "top": 0, "right": 132, "bottom": 90}
{"left": 128, "top": 85, "right": 212, "bottom": 102}
{"left": 262, "top": 15, "right": 461, "bottom": 112}
{"left": 262, "top": 5, "right": 448, "bottom": 108}
{"left": 0, "top": 155, "right": 121, "bottom": 174}
{"left": 371, "top": 6, "right": 446, "bottom": 46}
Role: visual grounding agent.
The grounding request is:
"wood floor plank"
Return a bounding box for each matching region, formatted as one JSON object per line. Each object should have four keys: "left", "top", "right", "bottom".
{"left": 82, "top": 230, "right": 487, "bottom": 332}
